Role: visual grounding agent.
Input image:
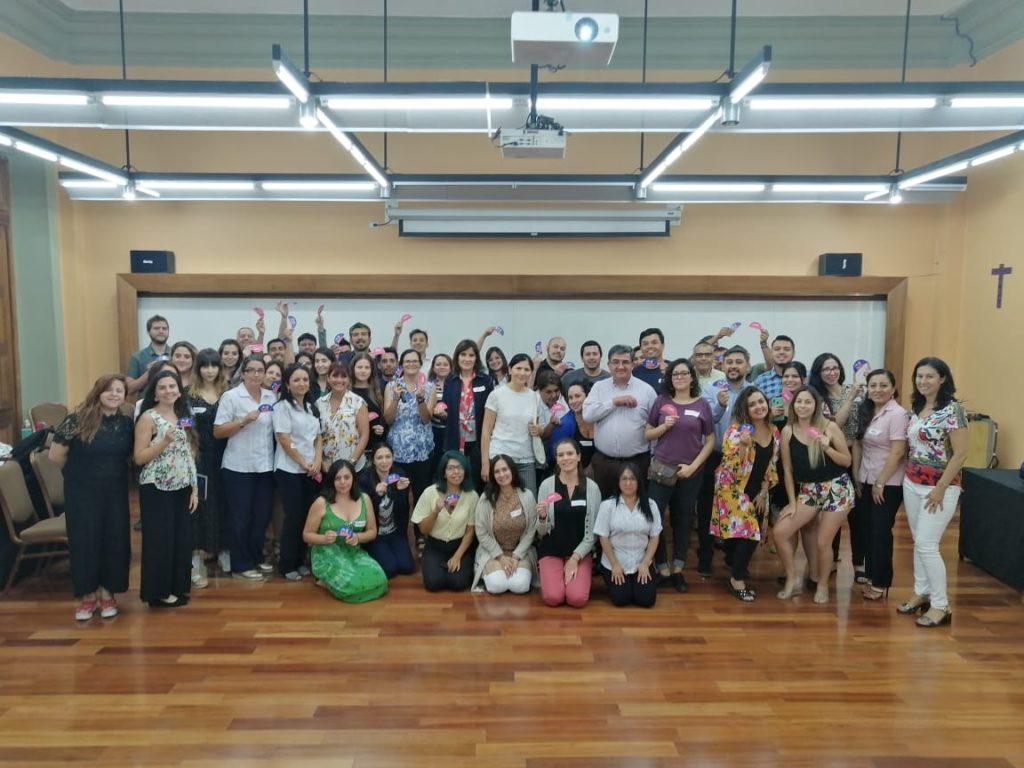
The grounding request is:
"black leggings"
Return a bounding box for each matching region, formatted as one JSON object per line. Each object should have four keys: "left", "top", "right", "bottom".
{"left": 601, "top": 566, "right": 657, "bottom": 608}
{"left": 649, "top": 472, "right": 703, "bottom": 569}
{"left": 421, "top": 536, "right": 474, "bottom": 592}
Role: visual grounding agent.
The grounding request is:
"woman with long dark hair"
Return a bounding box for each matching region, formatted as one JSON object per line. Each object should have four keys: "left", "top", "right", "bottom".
{"left": 169, "top": 341, "right": 198, "bottom": 392}
{"left": 351, "top": 351, "right": 387, "bottom": 454}
{"left": 547, "top": 380, "right": 596, "bottom": 470}
{"left": 134, "top": 370, "right": 198, "bottom": 608}
{"left": 426, "top": 352, "right": 453, "bottom": 474}
{"left": 851, "top": 369, "right": 908, "bottom": 601}
{"left": 410, "top": 450, "right": 480, "bottom": 592}
{"left": 775, "top": 386, "right": 853, "bottom": 604}
{"left": 50, "top": 375, "right": 134, "bottom": 621}
{"left": 273, "top": 363, "right": 323, "bottom": 581}
{"left": 302, "top": 459, "right": 388, "bottom": 603}
{"left": 711, "top": 386, "right": 779, "bottom": 602}
{"left": 441, "top": 339, "right": 494, "bottom": 490}
{"left": 219, "top": 338, "right": 243, "bottom": 384}
{"left": 187, "top": 348, "right": 229, "bottom": 587}
{"left": 358, "top": 444, "right": 415, "bottom": 578}
{"left": 485, "top": 345, "right": 509, "bottom": 387}
{"left": 593, "top": 463, "right": 662, "bottom": 608}
{"left": 897, "top": 357, "right": 968, "bottom": 627}
{"left": 311, "top": 346, "right": 336, "bottom": 401}
{"left": 535, "top": 438, "right": 601, "bottom": 608}
{"left": 643, "top": 357, "right": 715, "bottom": 592}
{"left": 471, "top": 455, "right": 538, "bottom": 594}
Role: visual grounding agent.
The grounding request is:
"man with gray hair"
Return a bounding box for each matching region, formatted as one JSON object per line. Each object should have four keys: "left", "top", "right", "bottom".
{"left": 582, "top": 344, "right": 657, "bottom": 498}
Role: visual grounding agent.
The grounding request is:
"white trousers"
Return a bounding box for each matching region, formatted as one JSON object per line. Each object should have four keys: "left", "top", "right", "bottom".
{"left": 902, "top": 479, "right": 961, "bottom": 610}
{"left": 483, "top": 567, "right": 532, "bottom": 595}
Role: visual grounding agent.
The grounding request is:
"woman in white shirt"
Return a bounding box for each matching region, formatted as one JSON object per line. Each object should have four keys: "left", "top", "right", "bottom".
{"left": 480, "top": 353, "right": 546, "bottom": 496}
{"left": 273, "top": 364, "right": 323, "bottom": 581}
{"left": 593, "top": 463, "right": 661, "bottom": 608}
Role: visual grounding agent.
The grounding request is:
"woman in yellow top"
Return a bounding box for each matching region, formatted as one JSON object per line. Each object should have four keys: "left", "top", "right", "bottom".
{"left": 411, "top": 450, "right": 479, "bottom": 592}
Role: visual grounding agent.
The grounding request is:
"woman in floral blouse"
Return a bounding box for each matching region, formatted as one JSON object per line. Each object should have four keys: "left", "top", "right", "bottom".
{"left": 133, "top": 370, "right": 198, "bottom": 609}
{"left": 384, "top": 349, "right": 434, "bottom": 502}
{"left": 711, "top": 386, "right": 779, "bottom": 602}
{"left": 897, "top": 357, "right": 968, "bottom": 628}
{"left": 318, "top": 361, "right": 369, "bottom": 474}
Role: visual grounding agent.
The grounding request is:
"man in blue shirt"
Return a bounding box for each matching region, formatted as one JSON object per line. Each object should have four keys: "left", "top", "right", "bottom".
{"left": 126, "top": 315, "right": 170, "bottom": 395}
{"left": 754, "top": 334, "right": 796, "bottom": 421}
{"left": 631, "top": 327, "right": 667, "bottom": 390}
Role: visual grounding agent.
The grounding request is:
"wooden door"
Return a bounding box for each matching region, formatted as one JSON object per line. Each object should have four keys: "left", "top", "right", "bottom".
{"left": 0, "top": 158, "right": 19, "bottom": 445}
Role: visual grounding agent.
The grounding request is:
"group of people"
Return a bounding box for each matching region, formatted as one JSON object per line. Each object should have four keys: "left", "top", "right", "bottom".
{"left": 49, "top": 303, "right": 968, "bottom": 628}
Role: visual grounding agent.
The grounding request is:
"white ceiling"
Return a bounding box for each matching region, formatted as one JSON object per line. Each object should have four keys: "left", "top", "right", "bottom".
{"left": 57, "top": 0, "right": 970, "bottom": 18}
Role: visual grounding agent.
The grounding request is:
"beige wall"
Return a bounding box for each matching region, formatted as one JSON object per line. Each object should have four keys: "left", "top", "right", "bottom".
{"left": 4, "top": 32, "right": 1022, "bottom": 466}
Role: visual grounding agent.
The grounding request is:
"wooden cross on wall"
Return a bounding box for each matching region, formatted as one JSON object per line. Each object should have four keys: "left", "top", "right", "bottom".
{"left": 991, "top": 263, "right": 1013, "bottom": 309}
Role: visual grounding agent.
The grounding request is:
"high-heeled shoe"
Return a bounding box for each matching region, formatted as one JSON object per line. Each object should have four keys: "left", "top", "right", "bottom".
{"left": 776, "top": 580, "right": 803, "bottom": 600}
{"left": 862, "top": 586, "right": 888, "bottom": 601}
{"left": 916, "top": 607, "right": 952, "bottom": 627}
{"left": 896, "top": 594, "right": 930, "bottom": 614}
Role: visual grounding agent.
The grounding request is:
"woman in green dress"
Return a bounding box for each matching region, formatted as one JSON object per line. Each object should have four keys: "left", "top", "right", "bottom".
{"left": 302, "top": 459, "right": 388, "bottom": 603}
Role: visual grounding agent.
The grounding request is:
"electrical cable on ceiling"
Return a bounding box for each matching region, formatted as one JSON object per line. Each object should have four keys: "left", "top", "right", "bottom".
{"left": 638, "top": 0, "right": 649, "bottom": 171}
{"left": 940, "top": 12, "right": 977, "bottom": 67}
{"left": 891, "top": 0, "right": 913, "bottom": 175}
{"left": 383, "top": 0, "right": 388, "bottom": 170}
{"left": 117, "top": 0, "right": 133, "bottom": 173}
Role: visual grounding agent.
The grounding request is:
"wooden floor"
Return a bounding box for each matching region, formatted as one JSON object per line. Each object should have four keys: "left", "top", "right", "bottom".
{"left": 1, "top": 503, "right": 1022, "bottom": 768}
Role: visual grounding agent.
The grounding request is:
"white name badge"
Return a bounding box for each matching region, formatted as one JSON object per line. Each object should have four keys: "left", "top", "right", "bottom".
{"left": 473, "top": 385, "right": 486, "bottom": 392}
{"left": 867, "top": 427, "right": 883, "bottom": 436}
{"left": 571, "top": 499, "right": 587, "bottom": 508}
{"left": 192, "top": 406, "right": 207, "bottom": 414}
{"left": 684, "top": 409, "right": 701, "bottom": 418}
{"left": 579, "top": 440, "right": 594, "bottom": 447}
{"left": 510, "top": 508, "right": 523, "bottom": 518}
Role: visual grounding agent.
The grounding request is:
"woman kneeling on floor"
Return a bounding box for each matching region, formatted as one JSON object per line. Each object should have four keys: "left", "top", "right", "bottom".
{"left": 302, "top": 459, "right": 388, "bottom": 603}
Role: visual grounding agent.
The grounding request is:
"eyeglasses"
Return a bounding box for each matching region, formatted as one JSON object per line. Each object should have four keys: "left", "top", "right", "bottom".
{"left": 445, "top": 465, "right": 465, "bottom": 473}
{"left": 821, "top": 366, "right": 841, "bottom": 373}
{"left": 671, "top": 371, "right": 691, "bottom": 378}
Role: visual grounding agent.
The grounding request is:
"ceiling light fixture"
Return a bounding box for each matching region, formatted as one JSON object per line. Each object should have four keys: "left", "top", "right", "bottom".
{"left": 639, "top": 108, "right": 723, "bottom": 189}
{"left": 898, "top": 160, "right": 969, "bottom": 188}
{"left": 0, "top": 133, "right": 11, "bottom": 147}
{"left": 61, "top": 179, "right": 119, "bottom": 189}
{"left": 326, "top": 97, "right": 514, "bottom": 111}
{"left": 729, "top": 46, "right": 773, "bottom": 104}
{"left": 536, "top": 97, "right": 715, "bottom": 111}
{"left": 272, "top": 44, "right": 311, "bottom": 104}
{"left": 101, "top": 95, "right": 291, "bottom": 109}
{"left": 748, "top": 97, "right": 937, "bottom": 110}
{"left": 969, "top": 145, "right": 1017, "bottom": 166}
{"left": 13, "top": 140, "right": 59, "bottom": 162}
{"left": 0, "top": 92, "right": 90, "bottom": 105}
{"left": 651, "top": 182, "right": 766, "bottom": 193}
{"left": 773, "top": 183, "right": 889, "bottom": 193}
{"left": 137, "top": 180, "right": 257, "bottom": 191}
{"left": 949, "top": 97, "right": 1024, "bottom": 108}
{"left": 261, "top": 181, "right": 378, "bottom": 191}
{"left": 298, "top": 100, "right": 319, "bottom": 129}
{"left": 315, "top": 107, "right": 389, "bottom": 189}
{"left": 59, "top": 156, "right": 127, "bottom": 185}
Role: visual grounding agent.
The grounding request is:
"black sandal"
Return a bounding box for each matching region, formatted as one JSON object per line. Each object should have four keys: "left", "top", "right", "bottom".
{"left": 728, "top": 582, "right": 756, "bottom": 602}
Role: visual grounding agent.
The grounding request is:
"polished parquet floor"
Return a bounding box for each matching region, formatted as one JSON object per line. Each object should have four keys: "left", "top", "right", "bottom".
{"left": 1, "top": 500, "right": 1022, "bottom": 768}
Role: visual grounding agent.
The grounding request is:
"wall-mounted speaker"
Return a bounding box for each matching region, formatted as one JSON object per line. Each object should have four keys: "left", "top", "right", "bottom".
{"left": 130, "top": 250, "right": 176, "bottom": 273}
{"left": 818, "top": 252, "right": 862, "bottom": 277}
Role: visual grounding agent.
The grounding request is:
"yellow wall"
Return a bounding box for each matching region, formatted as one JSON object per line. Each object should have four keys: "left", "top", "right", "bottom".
{"left": 3, "top": 32, "right": 1021, "bottom": 466}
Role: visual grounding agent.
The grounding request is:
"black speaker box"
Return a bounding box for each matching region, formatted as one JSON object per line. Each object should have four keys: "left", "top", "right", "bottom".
{"left": 130, "top": 250, "right": 176, "bottom": 273}
{"left": 818, "top": 252, "right": 862, "bottom": 277}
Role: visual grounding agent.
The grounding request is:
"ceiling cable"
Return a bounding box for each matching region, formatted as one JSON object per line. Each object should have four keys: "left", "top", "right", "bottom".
{"left": 302, "top": 0, "right": 310, "bottom": 75}
{"left": 117, "top": 0, "right": 133, "bottom": 173}
{"left": 892, "top": 0, "right": 912, "bottom": 174}
{"left": 639, "top": 0, "right": 649, "bottom": 170}
{"left": 727, "top": 0, "right": 738, "bottom": 78}
{"left": 383, "top": 0, "right": 388, "bottom": 169}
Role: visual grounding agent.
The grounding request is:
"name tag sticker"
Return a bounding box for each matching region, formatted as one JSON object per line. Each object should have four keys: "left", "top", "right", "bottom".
{"left": 579, "top": 440, "right": 594, "bottom": 446}
{"left": 510, "top": 508, "right": 523, "bottom": 518}
{"left": 192, "top": 406, "right": 207, "bottom": 414}
{"left": 571, "top": 499, "right": 587, "bottom": 508}
{"left": 867, "top": 427, "right": 883, "bottom": 436}
{"left": 684, "top": 409, "right": 701, "bottom": 418}
{"left": 473, "top": 385, "right": 486, "bottom": 392}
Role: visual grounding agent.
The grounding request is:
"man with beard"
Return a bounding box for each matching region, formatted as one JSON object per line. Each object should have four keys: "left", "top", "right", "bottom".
{"left": 126, "top": 315, "right": 170, "bottom": 395}
{"left": 562, "top": 340, "right": 610, "bottom": 388}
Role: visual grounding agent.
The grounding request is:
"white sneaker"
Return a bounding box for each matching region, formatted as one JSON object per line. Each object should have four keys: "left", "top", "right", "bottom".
{"left": 191, "top": 565, "right": 209, "bottom": 589}
{"left": 232, "top": 569, "right": 265, "bottom": 581}
{"left": 297, "top": 565, "right": 311, "bottom": 577}
{"left": 257, "top": 561, "right": 274, "bottom": 574}
{"left": 217, "top": 550, "right": 231, "bottom": 573}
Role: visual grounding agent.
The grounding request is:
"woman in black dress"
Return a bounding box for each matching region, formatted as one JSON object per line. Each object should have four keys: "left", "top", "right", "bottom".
{"left": 49, "top": 374, "right": 135, "bottom": 621}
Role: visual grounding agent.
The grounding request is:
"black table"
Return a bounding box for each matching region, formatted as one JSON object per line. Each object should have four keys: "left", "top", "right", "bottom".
{"left": 960, "top": 469, "right": 1024, "bottom": 592}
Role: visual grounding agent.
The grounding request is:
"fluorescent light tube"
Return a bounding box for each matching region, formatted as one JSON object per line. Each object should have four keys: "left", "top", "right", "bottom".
{"left": 101, "top": 95, "right": 291, "bottom": 109}
{"left": 639, "top": 108, "right": 722, "bottom": 189}
{"left": 314, "top": 107, "right": 387, "bottom": 188}
{"left": 536, "top": 97, "right": 715, "bottom": 111}
{"left": 315, "top": 108, "right": 353, "bottom": 150}
{"left": 729, "top": 64, "right": 767, "bottom": 103}
{"left": 862, "top": 189, "right": 889, "bottom": 201}
{"left": 137, "top": 180, "right": 256, "bottom": 191}
{"left": 898, "top": 161, "right": 969, "bottom": 189}
{"left": 273, "top": 62, "right": 310, "bottom": 104}
{"left": 950, "top": 97, "right": 1024, "bottom": 108}
{"left": 61, "top": 179, "right": 119, "bottom": 189}
{"left": 59, "top": 156, "right": 127, "bottom": 184}
{"left": 14, "top": 140, "right": 59, "bottom": 162}
{"left": 122, "top": 184, "right": 136, "bottom": 200}
{"left": 749, "top": 97, "right": 937, "bottom": 110}
{"left": 0, "top": 92, "right": 89, "bottom": 105}
{"left": 889, "top": 189, "right": 903, "bottom": 204}
{"left": 969, "top": 145, "right": 1016, "bottom": 166}
{"left": 651, "top": 182, "right": 766, "bottom": 193}
{"left": 261, "top": 181, "right": 378, "bottom": 191}
{"left": 773, "top": 183, "right": 889, "bottom": 193}
{"left": 326, "top": 97, "right": 514, "bottom": 111}
{"left": 0, "top": 134, "right": 11, "bottom": 147}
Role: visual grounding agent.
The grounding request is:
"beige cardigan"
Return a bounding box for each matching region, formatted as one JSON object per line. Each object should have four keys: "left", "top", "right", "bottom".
{"left": 471, "top": 488, "right": 538, "bottom": 590}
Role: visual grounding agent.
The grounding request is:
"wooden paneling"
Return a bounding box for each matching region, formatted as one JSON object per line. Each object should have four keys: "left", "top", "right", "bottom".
{"left": 0, "top": 158, "right": 18, "bottom": 445}
{"left": 0, "top": 497, "right": 1022, "bottom": 766}
{"left": 116, "top": 273, "right": 909, "bottom": 369}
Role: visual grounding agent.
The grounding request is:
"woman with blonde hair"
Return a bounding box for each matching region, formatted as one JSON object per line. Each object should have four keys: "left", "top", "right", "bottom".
{"left": 50, "top": 375, "right": 135, "bottom": 621}
{"left": 775, "top": 386, "right": 853, "bottom": 604}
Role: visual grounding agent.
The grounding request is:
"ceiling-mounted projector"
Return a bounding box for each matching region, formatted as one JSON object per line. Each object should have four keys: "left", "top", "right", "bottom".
{"left": 511, "top": 12, "right": 619, "bottom": 67}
